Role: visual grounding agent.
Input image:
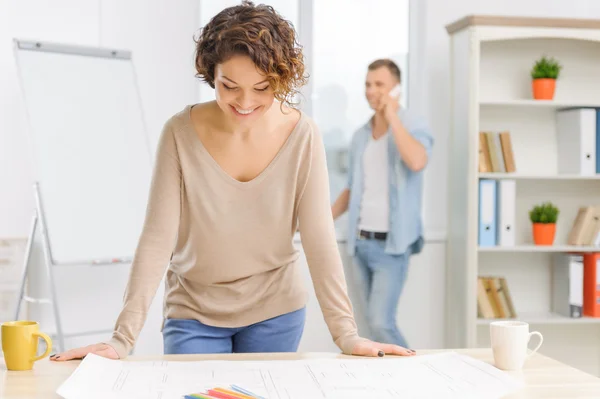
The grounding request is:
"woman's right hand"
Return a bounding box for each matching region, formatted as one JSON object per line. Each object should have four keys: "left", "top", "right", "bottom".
{"left": 50, "top": 343, "right": 119, "bottom": 361}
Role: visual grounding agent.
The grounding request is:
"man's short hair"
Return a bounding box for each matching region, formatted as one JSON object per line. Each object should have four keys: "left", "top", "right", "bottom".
{"left": 368, "top": 59, "right": 401, "bottom": 83}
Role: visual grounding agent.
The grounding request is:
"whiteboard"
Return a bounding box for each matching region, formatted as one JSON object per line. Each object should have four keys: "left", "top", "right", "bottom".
{"left": 14, "top": 39, "right": 152, "bottom": 265}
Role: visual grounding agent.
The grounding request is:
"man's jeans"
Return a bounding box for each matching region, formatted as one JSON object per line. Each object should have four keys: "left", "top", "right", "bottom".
{"left": 353, "top": 238, "right": 410, "bottom": 348}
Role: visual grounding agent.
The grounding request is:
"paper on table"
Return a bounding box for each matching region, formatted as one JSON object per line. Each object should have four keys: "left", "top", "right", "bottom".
{"left": 56, "top": 352, "right": 524, "bottom": 399}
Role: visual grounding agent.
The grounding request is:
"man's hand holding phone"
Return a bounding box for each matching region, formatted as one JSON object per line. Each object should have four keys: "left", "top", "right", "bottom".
{"left": 378, "top": 84, "right": 401, "bottom": 121}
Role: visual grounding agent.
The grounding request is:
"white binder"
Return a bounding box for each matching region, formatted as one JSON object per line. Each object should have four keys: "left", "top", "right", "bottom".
{"left": 497, "top": 180, "right": 516, "bottom": 246}
{"left": 552, "top": 254, "right": 583, "bottom": 318}
{"left": 556, "top": 108, "right": 597, "bottom": 176}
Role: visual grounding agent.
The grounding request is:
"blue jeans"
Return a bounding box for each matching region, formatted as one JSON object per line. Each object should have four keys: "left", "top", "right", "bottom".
{"left": 162, "top": 307, "right": 306, "bottom": 354}
{"left": 353, "top": 238, "right": 410, "bottom": 348}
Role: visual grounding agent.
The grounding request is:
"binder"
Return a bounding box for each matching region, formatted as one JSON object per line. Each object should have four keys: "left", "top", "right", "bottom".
{"left": 496, "top": 180, "right": 516, "bottom": 246}
{"left": 583, "top": 253, "right": 600, "bottom": 317}
{"left": 556, "top": 108, "right": 596, "bottom": 176}
{"left": 478, "top": 179, "right": 497, "bottom": 247}
{"left": 552, "top": 254, "right": 583, "bottom": 318}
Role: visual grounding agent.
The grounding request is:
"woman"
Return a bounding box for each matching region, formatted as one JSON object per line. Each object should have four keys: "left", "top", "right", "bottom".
{"left": 51, "top": 1, "right": 415, "bottom": 361}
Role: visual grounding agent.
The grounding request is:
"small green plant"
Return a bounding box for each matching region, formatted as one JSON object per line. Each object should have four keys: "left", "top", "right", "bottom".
{"left": 529, "top": 202, "right": 559, "bottom": 224}
{"left": 531, "top": 56, "right": 562, "bottom": 80}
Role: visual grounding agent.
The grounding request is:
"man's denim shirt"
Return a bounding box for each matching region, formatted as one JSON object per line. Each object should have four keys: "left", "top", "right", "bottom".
{"left": 345, "top": 108, "right": 434, "bottom": 256}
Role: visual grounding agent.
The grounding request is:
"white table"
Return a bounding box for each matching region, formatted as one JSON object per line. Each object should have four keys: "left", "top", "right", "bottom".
{"left": 2, "top": 349, "right": 600, "bottom": 398}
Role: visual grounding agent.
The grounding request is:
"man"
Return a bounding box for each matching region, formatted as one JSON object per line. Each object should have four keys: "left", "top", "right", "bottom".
{"left": 332, "top": 59, "right": 433, "bottom": 348}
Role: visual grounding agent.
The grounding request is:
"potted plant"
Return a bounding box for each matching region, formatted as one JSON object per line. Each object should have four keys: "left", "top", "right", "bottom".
{"left": 530, "top": 55, "right": 562, "bottom": 100}
{"left": 529, "top": 202, "right": 559, "bottom": 245}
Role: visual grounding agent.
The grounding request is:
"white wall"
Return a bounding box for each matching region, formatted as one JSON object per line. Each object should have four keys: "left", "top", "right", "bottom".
{"left": 0, "top": 1, "right": 98, "bottom": 239}
{"left": 0, "top": 0, "right": 198, "bottom": 353}
{"left": 0, "top": 0, "right": 198, "bottom": 237}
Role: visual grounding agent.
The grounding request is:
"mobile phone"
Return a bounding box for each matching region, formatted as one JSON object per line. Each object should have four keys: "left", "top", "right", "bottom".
{"left": 389, "top": 84, "right": 401, "bottom": 98}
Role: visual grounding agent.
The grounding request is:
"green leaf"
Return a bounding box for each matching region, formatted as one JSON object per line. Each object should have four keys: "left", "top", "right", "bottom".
{"left": 531, "top": 55, "right": 562, "bottom": 79}
{"left": 529, "top": 202, "right": 559, "bottom": 223}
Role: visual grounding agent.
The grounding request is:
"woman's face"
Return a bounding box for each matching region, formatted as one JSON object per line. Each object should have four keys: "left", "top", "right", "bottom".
{"left": 214, "top": 55, "right": 275, "bottom": 126}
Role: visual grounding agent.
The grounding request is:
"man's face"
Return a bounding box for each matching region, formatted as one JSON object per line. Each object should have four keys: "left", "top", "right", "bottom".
{"left": 365, "top": 67, "right": 398, "bottom": 110}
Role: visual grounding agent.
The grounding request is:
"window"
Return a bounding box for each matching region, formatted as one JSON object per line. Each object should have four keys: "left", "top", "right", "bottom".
{"left": 309, "top": 0, "right": 410, "bottom": 201}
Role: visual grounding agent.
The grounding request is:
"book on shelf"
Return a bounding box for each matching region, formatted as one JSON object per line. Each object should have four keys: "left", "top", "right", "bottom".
{"left": 478, "top": 132, "right": 493, "bottom": 173}
{"left": 477, "top": 276, "right": 516, "bottom": 319}
{"left": 567, "top": 205, "right": 600, "bottom": 246}
{"left": 478, "top": 131, "right": 516, "bottom": 173}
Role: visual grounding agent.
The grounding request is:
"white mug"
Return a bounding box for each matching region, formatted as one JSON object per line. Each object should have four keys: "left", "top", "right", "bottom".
{"left": 490, "top": 321, "right": 543, "bottom": 371}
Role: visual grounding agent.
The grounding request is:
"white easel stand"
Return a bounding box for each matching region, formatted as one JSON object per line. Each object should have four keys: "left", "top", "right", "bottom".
{"left": 14, "top": 183, "right": 114, "bottom": 353}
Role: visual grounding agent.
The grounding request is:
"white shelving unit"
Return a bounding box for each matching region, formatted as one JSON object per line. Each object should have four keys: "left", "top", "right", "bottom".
{"left": 478, "top": 245, "right": 600, "bottom": 253}
{"left": 478, "top": 173, "right": 600, "bottom": 181}
{"left": 476, "top": 312, "right": 600, "bottom": 326}
{"left": 446, "top": 16, "right": 600, "bottom": 375}
{"left": 480, "top": 99, "right": 600, "bottom": 108}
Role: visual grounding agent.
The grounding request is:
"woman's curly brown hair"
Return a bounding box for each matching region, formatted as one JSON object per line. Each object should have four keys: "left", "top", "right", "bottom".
{"left": 194, "top": 1, "right": 308, "bottom": 109}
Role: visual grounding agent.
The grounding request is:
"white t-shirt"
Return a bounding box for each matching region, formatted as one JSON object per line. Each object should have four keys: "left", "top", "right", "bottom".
{"left": 358, "top": 133, "right": 389, "bottom": 232}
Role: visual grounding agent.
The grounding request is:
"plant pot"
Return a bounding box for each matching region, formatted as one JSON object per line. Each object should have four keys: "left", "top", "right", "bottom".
{"left": 532, "top": 223, "right": 556, "bottom": 245}
{"left": 532, "top": 78, "right": 556, "bottom": 100}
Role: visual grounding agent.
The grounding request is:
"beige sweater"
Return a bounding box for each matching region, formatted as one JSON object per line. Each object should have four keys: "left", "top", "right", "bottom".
{"left": 106, "top": 105, "right": 362, "bottom": 358}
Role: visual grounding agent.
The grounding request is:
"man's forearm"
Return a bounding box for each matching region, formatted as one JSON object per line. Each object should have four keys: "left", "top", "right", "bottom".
{"left": 332, "top": 188, "right": 350, "bottom": 220}
{"left": 389, "top": 115, "right": 428, "bottom": 172}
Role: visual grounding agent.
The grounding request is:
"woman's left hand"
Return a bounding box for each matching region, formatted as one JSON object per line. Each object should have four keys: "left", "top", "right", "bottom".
{"left": 352, "top": 339, "right": 416, "bottom": 357}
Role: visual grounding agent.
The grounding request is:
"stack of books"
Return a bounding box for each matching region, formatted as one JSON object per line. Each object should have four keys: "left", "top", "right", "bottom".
{"left": 478, "top": 131, "right": 516, "bottom": 173}
{"left": 477, "top": 276, "right": 517, "bottom": 319}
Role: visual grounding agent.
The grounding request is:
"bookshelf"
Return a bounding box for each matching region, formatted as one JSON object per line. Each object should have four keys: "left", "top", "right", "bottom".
{"left": 476, "top": 312, "right": 600, "bottom": 325}
{"left": 478, "top": 245, "right": 600, "bottom": 253}
{"left": 479, "top": 173, "right": 600, "bottom": 181}
{"left": 445, "top": 16, "right": 600, "bottom": 375}
{"left": 480, "top": 99, "right": 600, "bottom": 108}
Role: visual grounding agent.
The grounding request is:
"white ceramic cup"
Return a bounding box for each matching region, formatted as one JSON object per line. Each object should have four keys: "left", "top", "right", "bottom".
{"left": 490, "top": 321, "right": 543, "bottom": 371}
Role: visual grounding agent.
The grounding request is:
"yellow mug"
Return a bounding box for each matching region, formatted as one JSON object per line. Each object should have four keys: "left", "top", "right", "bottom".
{"left": 1, "top": 321, "right": 52, "bottom": 371}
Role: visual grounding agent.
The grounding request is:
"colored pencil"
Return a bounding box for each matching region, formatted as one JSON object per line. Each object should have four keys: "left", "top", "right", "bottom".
{"left": 184, "top": 393, "right": 219, "bottom": 399}
{"left": 213, "top": 387, "right": 255, "bottom": 399}
{"left": 185, "top": 384, "right": 265, "bottom": 399}
{"left": 207, "top": 389, "right": 247, "bottom": 399}
{"left": 231, "top": 385, "right": 266, "bottom": 399}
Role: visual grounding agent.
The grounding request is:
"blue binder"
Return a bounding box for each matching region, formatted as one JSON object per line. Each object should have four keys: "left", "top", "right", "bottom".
{"left": 478, "top": 179, "right": 497, "bottom": 247}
